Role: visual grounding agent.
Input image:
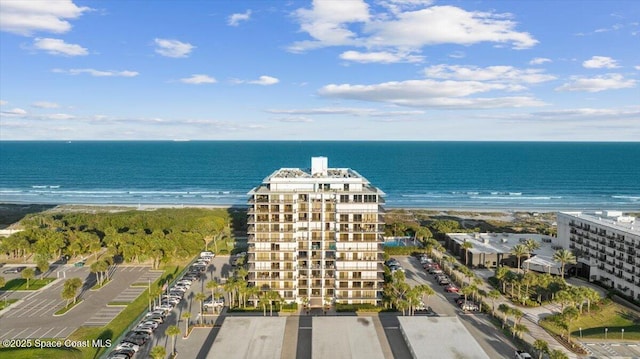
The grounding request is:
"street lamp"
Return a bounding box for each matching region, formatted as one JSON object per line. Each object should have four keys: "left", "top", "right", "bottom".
{"left": 579, "top": 327, "right": 582, "bottom": 338}
{"left": 605, "top": 328, "right": 608, "bottom": 340}
{"left": 621, "top": 329, "right": 624, "bottom": 341}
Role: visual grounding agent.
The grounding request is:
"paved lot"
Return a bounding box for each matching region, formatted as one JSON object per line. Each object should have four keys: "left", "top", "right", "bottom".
{"left": 583, "top": 342, "right": 640, "bottom": 358}
{"left": 0, "top": 265, "right": 156, "bottom": 340}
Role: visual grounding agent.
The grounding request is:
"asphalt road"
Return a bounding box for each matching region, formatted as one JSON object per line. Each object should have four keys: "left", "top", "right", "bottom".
{"left": 395, "top": 255, "right": 517, "bottom": 359}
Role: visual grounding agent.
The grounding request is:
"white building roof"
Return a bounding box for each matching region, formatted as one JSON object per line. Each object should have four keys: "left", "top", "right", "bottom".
{"left": 206, "top": 317, "right": 286, "bottom": 359}
{"left": 312, "top": 317, "right": 385, "bottom": 359}
{"left": 447, "top": 233, "right": 559, "bottom": 257}
{"left": 560, "top": 211, "right": 639, "bottom": 236}
{"left": 398, "top": 316, "right": 490, "bottom": 359}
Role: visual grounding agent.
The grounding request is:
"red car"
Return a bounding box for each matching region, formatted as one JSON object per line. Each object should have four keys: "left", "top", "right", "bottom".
{"left": 444, "top": 285, "right": 459, "bottom": 293}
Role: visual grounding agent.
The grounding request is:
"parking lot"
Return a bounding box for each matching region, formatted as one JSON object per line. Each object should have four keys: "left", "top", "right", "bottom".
{"left": 0, "top": 265, "right": 159, "bottom": 341}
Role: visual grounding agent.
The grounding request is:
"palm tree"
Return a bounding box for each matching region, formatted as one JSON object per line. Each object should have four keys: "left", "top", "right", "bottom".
{"left": 181, "top": 311, "right": 191, "bottom": 337}
{"left": 523, "top": 238, "right": 541, "bottom": 272}
{"left": 512, "top": 323, "right": 529, "bottom": 339}
{"left": 549, "top": 349, "right": 569, "bottom": 359}
{"left": 584, "top": 287, "right": 601, "bottom": 313}
{"left": 510, "top": 307, "right": 524, "bottom": 325}
{"left": 511, "top": 244, "right": 529, "bottom": 273}
{"left": 36, "top": 258, "right": 49, "bottom": 279}
{"left": 150, "top": 345, "right": 167, "bottom": 359}
{"left": 487, "top": 289, "right": 500, "bottom": 317}
{"left": 206, "top": 280, "right": 220, "bottom": 302}
{"left": 495, "top": 267, "right": 510, "bottom": 293}
{"left": 498, "top": 303, "right": 510, "bottom": 329}
{"left": 461, "top": 240, "right": 473, "bottom": 266}
{"left": 21, "top": 267, "right": 35, "bottom": 289}
{"left": 195, "top": 292, "right": 206, "bottom": 325}
{"left": 166, "top": 325, "right": 180, "bottom": 355}
{"left": 561, "top": 306, "right": 579, "bottom": 342}
{"left": 522, "top": 272, "right": 538, "bottom": 304}
{"left": 553, "top": 249, "right": 576, "bottom": 279}
{"left": 533, "top": 339, "right": 550, "bottom": 359}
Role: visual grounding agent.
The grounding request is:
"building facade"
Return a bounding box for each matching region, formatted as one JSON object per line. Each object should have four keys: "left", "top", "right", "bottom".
{"left": 247, "top": 157, "right": 385, "bottom": 307}
{"left": 558, "top": 211, "right": 640, "bottom": 301}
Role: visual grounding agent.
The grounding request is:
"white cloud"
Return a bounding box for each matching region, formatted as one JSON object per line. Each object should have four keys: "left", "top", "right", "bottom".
{"left": 32, "top": 101, "right": 59, "bottom": 108}
{"left": 33, "top": 37, "right": 87, "bottom": 56}
{"left": 273, "top": 116, "right": 314, "bottom": 123}
{"left": 0, "top": 100, "right": 7, "bottom": 106}
{"left": 1, "top": 107, "right": 27, "bottom": 116}
{"left": 448, "top": 51, "right": 465, "bottom": 59}
{"left": 423, "top": 64, "right": 556, "bottom": 84}
{"left": 0, "top": 0, "right": 90, "bottom": 36}
{"left": 289, "top": 2, "right": 537, "bottom": 53}
{"left": 179, "top": 74, "right": 217, "bottom": 84}
{"left": 529, "top": 57, "right": 551, "bottom": 65}
{"left": 53, "top": 68, "right": 139, "bottom": 77}
{"left": 228, "top": 10, "right": 251, "bottom": 26}
{"left": 583, "top": 56, "right": 619, "bottom": 69}
{"left": 154, "top": 38, "right": 194, "bottom": 58}
{"left": 318, "top": 79, "right": 546, "bottom": 109}
{"left": 267, "top": 107, "right": 424, "bottom": 116}
{"left": 556, "top": 74, "right": 636, "bottom": 92}
{"left": 340, "top": 50, "right": 423, "bottom": 63}
{"left": 46, "top": 113, "right": 75, "bottom": 120}
{"left": 635, "top": 65, "right": 640, "bottom": 70}
{"left": 234, "top": 75, "right": 279, "bottom": 85}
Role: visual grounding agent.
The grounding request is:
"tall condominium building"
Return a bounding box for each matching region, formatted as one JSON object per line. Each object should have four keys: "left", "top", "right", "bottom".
{"left": 247, "top": 157, "right": 385, "bottom": 307}
{"left": 557, "top": 211, "right": 640, "bottom": 301}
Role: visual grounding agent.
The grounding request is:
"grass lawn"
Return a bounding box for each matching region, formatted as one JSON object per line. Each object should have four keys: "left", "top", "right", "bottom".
{"left": 0, "top": 278, "right": 55, "bottom": 291}
{"left": 0, "top": 298, "right": 18, "bottom": 310}
{"left": 542, "top": 301, "right": 640, "bottom": 341}
{"left": 54, "top": 300, "right": 84, "bottom": 315}
{"left": 0, "top": 347, "right": 82, "bottom": 359}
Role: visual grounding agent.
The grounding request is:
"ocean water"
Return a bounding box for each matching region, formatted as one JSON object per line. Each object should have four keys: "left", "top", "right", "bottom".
{"left": 0, "top": 141, "right": 639, "bottom": 211}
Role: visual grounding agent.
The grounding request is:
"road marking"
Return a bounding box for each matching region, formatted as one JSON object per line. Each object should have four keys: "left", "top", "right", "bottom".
{"left": 11, "top": 328, "right": 30, "bottom": 339}
{"left": 0, "top": 329, "right": 15, "bottom": 340}
{"left": 27, "top": 328, "right": 42, "bottom": 339}
{"left": 39, "top": 327, "right": 56, "bottom": 339}
{"left": 52, "top": 327, "right": 68, "bottom": 339}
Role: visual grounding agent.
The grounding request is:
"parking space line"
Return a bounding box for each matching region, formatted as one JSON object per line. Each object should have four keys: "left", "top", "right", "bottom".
{"left": 26, "top": 328, "right": 42, "bottom": 339}
{"left": 52, "top": 327, "right": 68, "bottom": 339}
{"left": 11, "top": 328, "right": 30, "bottom": 339}
{"left": 0, "top": 329, "right": 15, "bottom": 340}
{"left": 39, "top": 327, "right": 56, "bottom": 339}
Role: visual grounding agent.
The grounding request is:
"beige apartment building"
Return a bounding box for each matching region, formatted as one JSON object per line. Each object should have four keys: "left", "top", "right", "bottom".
{"left": 247, "top": 157, "right": 385, "bottom": 307}
{"left": 558, "top": 211, "right": 640, "bottom": 301}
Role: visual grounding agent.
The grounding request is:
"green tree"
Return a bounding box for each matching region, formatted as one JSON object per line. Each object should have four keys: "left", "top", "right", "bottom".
{"left": 166, "top": 325, "right": 180, "bottom": 355}
{"left": 511, "top": 244, "right": 529, "bottom": 273}
{"left": 498, "top": 303, "right": 510, "bottom": 329}
{"left": 150, "top": 345, "right": 166, "bottom": 359}
{"left": 495, "top": 267, "right": 510, "bottom": 293}
{"left": 549, "top": 349, "right": 569, "bottom": 359}
{"left": 36, "top": 258, "right": 50, "bottom": 279}
{"left": 195, "top": 292, "right": 206, "bottom": 325}
{"left": 181, "top": 311, "right": 191, "bottom": 336}
{"left": 67, "top": 277, "right": 83, "bottom": 304}
{"left": 523, "top": 238, "right": 541, "bottom": 272}
{"left": 512, "top": 323, "right": 529, "bottom": 339}
{"left": 553, "top": 249, "right": 576, "bottom": 279}
{"left": 533, "top": 339, "right": 549, "bottom": 359}
{"left": 0, "top": 276, "right": 5, "bottom": 289}
{"left": 22, "top": 267, "right": 35, "bottom": 289}
{"left": 560, "top": 306, "right": 579, "bottom": 342}
{"left": 206, "top": 280, "right": 220, "bottom": 304}
{"left": 487, "top": 289, "right": 501, "bottom": 317}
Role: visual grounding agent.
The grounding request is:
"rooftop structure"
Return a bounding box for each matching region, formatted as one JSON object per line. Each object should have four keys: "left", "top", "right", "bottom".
{"left": 446, "top": 232, "right": 559, "bottom": 271}
{"left": 558, "top": 211, "right": 640, "bottom": 301}
{"left": 312, "top": 317, "right": 385, "bottom": 359}
{"left": 206, "top": 317, "right": 286, "bottom": 359}
{"left": 398, "top": 316, "right": 490, "bottom": 359}
{"left": 247, "top": 157, "right": 385, "bottom": 307}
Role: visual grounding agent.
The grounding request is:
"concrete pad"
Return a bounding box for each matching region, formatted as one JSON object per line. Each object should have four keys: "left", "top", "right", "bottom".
{"left": 207, "top": 317, "right": 286, "bottom": 359}
{"left": 312, "top": 317, "right": 385, "bottom": 359}
{"left": 398, "top": 316, "right": 490, "bottom": 359}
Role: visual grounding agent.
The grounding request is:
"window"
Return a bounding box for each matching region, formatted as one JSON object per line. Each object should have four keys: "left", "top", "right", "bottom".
{"left": 340, "top": 194, "right": 349, "bottom": 202}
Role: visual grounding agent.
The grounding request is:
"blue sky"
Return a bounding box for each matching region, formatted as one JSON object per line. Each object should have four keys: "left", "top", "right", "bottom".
{"left": 0, "top": 0, "right": 638, "bottom": 140}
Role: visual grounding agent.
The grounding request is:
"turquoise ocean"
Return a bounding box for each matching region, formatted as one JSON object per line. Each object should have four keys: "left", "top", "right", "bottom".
{"left": 0, "top": 141, "right": 638, "bottom": 211}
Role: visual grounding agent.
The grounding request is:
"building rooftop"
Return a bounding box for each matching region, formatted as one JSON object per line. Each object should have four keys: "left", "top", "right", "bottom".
{"left": 312, "top": 317, "right": 385, "bottom": 359}
{"left": 560, "top": 211, "right": 639, "bottom": 235}
{"left": 447, "top": 233, "right": 560, "bottom": 257}
{"left": 398, "top": 316, "right": 490, "bottom": 359}
{"left": 206, "top": 317, "right": 286, "bottom": 359}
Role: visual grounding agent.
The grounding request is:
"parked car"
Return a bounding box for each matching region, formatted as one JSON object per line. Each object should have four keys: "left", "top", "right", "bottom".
{"left": 460, "top": 302, "right": 480, "bottom": 311}
{"left": 385, "top": 258, "right": 400, "bottom": 267}
{"left": 204, "top": 297, "right": 225, "bottom": 310}
{"left": 3, "top": 266, "right": 25, "bottom": 274}
{"left": 115, "top": 342, "right": 139, "bottom": 352}
{"left": 444, "top": 285, "right": 459, "bottom": 293}
{"left": 138, "top": 321, "right": 159, "bottom": 329}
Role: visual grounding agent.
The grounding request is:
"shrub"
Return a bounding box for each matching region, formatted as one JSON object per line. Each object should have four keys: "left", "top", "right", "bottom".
{"left": 336, "top": 303, "right": 382, "bottom": 312}
{"left": 280, "top": 303, "right": 298, "bottom": 312}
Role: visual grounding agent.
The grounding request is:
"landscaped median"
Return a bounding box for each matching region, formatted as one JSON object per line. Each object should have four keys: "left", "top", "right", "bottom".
{"left": 0, "top": 277, "right": 55, "bottom": 291}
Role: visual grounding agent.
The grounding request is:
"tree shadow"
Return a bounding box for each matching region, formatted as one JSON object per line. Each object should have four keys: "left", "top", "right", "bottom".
{"left": 92, "top": 328, "right": 113, "bottom": 359}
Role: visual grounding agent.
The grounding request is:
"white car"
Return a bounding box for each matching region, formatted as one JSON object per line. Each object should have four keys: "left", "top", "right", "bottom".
{"left": 115, "top": 342, "right": 140, "bottom": 352}
{"left": 170, "top": 286, "right": 187, "bottom": 293}
{"left": 139, "top": 321, "right": 159, "bottom": 329}
{"left": 177, "top": 279, "right": 192, "bottom": 286}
